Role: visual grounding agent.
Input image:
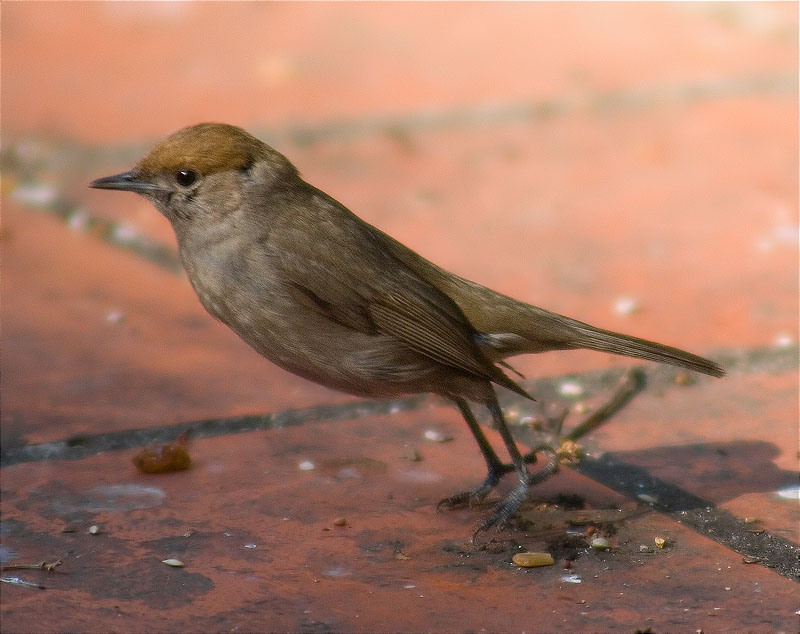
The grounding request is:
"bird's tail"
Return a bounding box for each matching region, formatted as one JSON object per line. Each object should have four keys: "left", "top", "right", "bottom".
{"left": 568, "top": 322, "right": 725, "bottom": 377}
{"left": 378, "top": 231, "right": 725, "bottom": 379}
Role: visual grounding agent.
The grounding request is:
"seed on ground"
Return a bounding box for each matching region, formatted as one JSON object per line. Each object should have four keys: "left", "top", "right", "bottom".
{"left": 512, "top": 552, "right": 555, "bottom": 567}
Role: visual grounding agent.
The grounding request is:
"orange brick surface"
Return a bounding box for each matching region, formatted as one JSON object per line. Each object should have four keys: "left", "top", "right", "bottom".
{"left": 2, "top": 3, "right": 797, "bottom": 631}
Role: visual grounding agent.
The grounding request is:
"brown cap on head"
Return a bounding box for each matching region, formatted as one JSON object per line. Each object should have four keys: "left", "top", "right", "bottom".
{"left": 135, "top": 123, "right": 277, "bottom": 178}
{"left": 89, "top": 123, "right": 298, "bottom": 194}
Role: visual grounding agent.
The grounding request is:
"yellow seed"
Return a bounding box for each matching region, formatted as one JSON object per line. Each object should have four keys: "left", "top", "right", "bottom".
{"left": 654, "top": 536, "right": 668, "bottom": 548}
{"left": 557, "top": 440, "right": 583, "bottom": 463}
{"left": 512, "top": 552, "right": 555, "bottom": 568}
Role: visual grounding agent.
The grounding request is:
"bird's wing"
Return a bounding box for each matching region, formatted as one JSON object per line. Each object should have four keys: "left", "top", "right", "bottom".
{"left": 266, "top": 188, "right": 517, "bottom": 387}
{"left": 278, "top": 243, "right": 492, "bottom": 379}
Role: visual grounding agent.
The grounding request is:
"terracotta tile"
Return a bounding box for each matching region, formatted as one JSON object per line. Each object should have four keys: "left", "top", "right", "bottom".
{"left": 575, "top": 371, "right": 799, "bottom": 540}
{"left": 2, "top": 2, "right": 797, "bottom": 631}
{"left": 2, "top": 408, "right": 797, "bottom": 632}
{"left": 1, "top": 202, "right": 350, "bottom": 446}
{"left": 2, "top": 3, "right": 795, "bottom": 140}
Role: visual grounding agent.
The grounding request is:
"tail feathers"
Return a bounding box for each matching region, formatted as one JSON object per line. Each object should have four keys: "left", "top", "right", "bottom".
{"left": 489, "top": 364, "right": 536, "bottom": 401}
{"left": 572, "top": 324, "right": 725, "bottom": 378}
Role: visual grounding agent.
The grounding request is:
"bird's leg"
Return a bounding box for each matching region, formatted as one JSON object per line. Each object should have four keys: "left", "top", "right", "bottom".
{"left": 437, "top": 398, "right": 508, "bottom": 509}
{"left": 473, "top": 396, "right": 560, "bottom": 536}
{"left": 438, "top": 397, "right": 536, "bottom": 510}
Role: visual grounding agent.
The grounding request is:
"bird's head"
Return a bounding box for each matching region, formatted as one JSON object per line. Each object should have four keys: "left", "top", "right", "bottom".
{"left": 90, "top": 123, "right": 297, "bottom": 227}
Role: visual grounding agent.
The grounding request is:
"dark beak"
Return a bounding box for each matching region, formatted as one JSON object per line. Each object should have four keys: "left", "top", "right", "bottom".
{"left": 89, "top": 171, "right": 162, "bottom": 194}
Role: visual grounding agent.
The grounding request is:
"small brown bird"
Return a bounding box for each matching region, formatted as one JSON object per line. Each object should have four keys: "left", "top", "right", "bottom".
{"left": 91, "top": 123, "right": 724, "bottom": 530}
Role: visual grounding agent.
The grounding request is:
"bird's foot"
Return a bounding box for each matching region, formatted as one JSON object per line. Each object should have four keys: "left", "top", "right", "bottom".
{"left": 472, "top": 449, "right": 560, "bottom": 541}
{"left": 437, "top": 453, "right": 538, "bottom": 510}
{"left": 436, "top": 485, "right": 493, "bottom": 510}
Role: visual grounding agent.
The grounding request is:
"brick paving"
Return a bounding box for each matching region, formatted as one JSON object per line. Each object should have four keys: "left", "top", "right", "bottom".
{"left": 2, "top": 3, "right": 797, "bottom": 632}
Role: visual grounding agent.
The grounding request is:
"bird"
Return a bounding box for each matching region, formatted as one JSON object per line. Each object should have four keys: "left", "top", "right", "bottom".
{"left": 90, "top": 123, "right": 725, "bottom": 531}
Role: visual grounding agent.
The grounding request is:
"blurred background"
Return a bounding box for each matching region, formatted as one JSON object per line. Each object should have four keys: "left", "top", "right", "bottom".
{"left": 2, "top": 2, "right": 797, "bottom": 440}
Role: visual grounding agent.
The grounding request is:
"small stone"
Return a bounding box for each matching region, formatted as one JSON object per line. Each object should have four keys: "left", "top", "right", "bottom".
{"left": 742, "top": 555, "right": 761, "bottom": 564}
{"left": 777, "top": 485, "right": 800, "bottom": 499}
{"left": 333, "top": 517, "right": 347, "bottom": 527}
{"left": 400, "top": 447, "right": 422, "bottom": 461}
{"left": 424, "top": 429, "right": 453, "bottom": 443}
{"left": 637, "top": 493, "right": 658, "bottom": 504}
{"left": 572, "top": 402, "right": 589, "bottom": 414}
{"left": 105, "top": 310, "right": 125, "bottom": 324}
{"left": 673, "top": 372, "right": 694, "bottom": 386}
{"left": 88, "top": 525, "right": 101, "bottom": 535}
{"left": 773, "top": 332, "right": 794, "bottom": 348}
{"left": 639, "top": 544, "right": 654, "bottom": 553}
{"left": 298, "top": 460, "right": 315, "bottom": 471}
{"left": 558, "top": 380, "right": 584, "bottom": 397}
{"left": 654, "top": 536, "right": 669, "bottom": 548}
{"left": 111, "top": 223, "right": 139, "bottom": 244}
{"left": 512, "top": 552, "right": 555, "bottom": 567}
{"left": 518, "top": 415, "right": 543, "bottom": 429}
{"left": 132, "top": 442, "right": 191, "bottom": 473}
{"left": 613, "top": 296, "right": 640, "bottom": 316}
{"left": 590, "top": 537, "right": 611, "bottom": 550}
{"left": 12, "top": 183, "right": 57, "bottom": 207}
{"left": 560, "top": 573, "right": 582, "bottom": 584}
{"left": 67, "top": 209, "right": 90, "bottom": 232}
{"left": 162, "top": 558, "right": 184, "bottom": 567}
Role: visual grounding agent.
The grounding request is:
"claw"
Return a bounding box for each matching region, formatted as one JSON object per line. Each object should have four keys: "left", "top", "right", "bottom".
{"left": 470, "top": 453, "right": 562, "bottom": 540}
{"left": 454, "top": 370, "right": 642, "bottom": 536}
{"left": 471, "top": 521, "right": 491, "bottom": 544}
{"left": 471, "top": 478, "right": 533, "bottom": 541}
{"left": 437, "top": 488, "right": 489, "bottom": 511}
{"left": 438, "top": 454, "right": 538, "bottom": 512}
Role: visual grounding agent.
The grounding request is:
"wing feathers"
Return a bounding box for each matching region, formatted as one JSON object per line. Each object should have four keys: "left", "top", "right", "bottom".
{"left": 370, "top": 290, "right": 487, "bottom": 378}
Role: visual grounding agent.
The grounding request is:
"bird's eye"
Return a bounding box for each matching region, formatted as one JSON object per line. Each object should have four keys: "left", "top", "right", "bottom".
{"left": 175, "top": 169, "right": 197, "bottom": 187}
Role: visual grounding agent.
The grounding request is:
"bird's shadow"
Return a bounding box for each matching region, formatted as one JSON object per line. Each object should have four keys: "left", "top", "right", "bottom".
{"left": 603, "top": 438, "right": 797, "bottom": 506}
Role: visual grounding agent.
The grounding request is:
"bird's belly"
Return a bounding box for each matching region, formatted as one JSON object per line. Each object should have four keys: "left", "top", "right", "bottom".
{"left": 189, "top": 278, "right": 436, "bottom": 399}
{"left": 236, "top": 311, "right": 441, "bottom": 398}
